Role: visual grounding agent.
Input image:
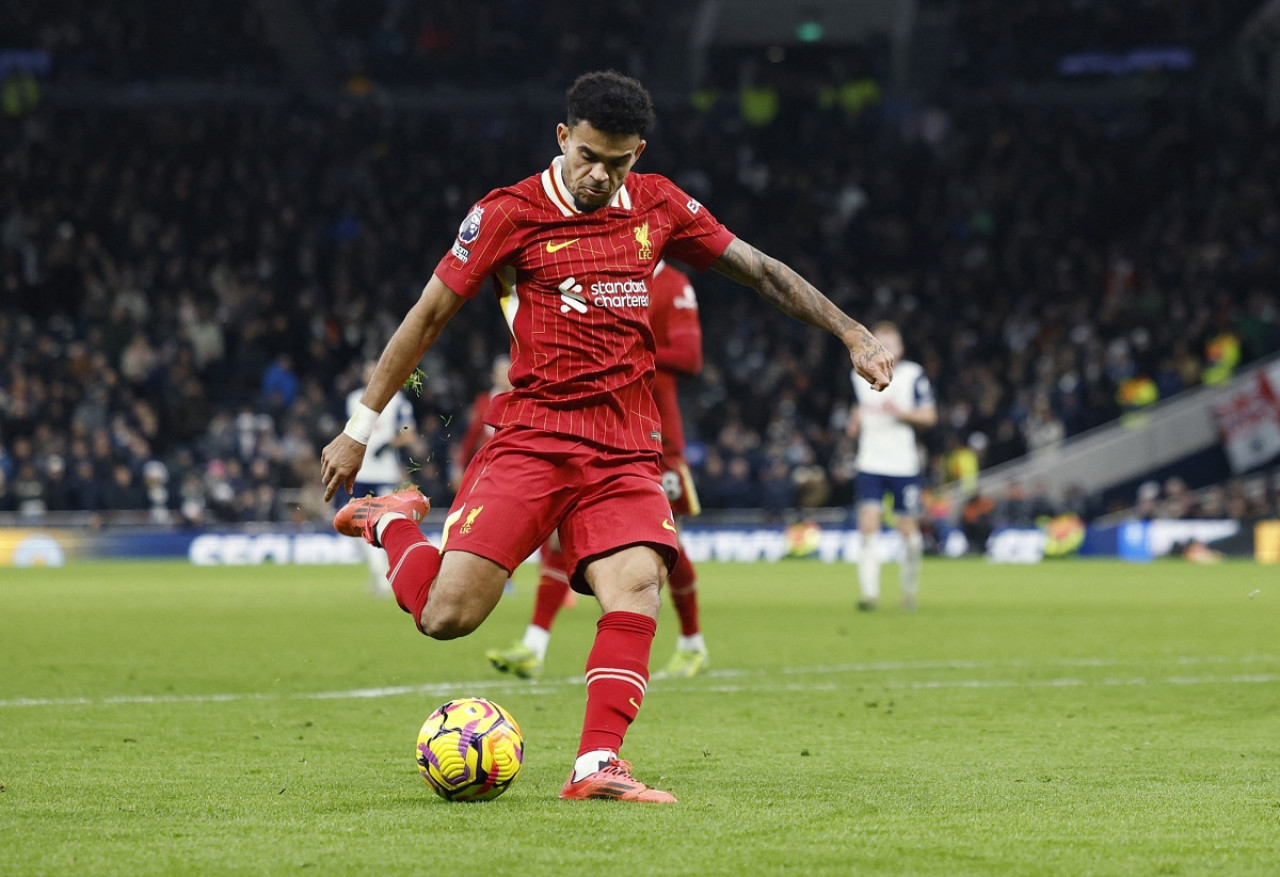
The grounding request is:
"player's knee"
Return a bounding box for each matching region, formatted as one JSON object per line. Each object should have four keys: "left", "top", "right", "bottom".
{"left": 582, "top": 545, "right": 666, "bottom": 614}
{"left": 418, "top": 553, "right": 507, "bottom": 639}
{"left": 418, "top": 585, "right": 488, "bottom": 639}
{"left": 602, "top": 573, "right": 662, "bottom": 615}
{"left": 419, "top": 603, "right": 484, "bottom": 640}
{"left": 636, "top": 576, "right": 662, "bottom": 612}
{"left": 630, "top": 574, "right": 662, "bottom": 597}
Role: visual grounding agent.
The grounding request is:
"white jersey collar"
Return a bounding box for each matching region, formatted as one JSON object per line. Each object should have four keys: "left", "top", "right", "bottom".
{"left": 541, "top": 156, "right": 632, "bottom": 217}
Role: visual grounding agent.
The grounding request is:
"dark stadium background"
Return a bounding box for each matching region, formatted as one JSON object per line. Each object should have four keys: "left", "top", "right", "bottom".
{"left": 2, "top": 0, "right": 1279, "bottom": 556}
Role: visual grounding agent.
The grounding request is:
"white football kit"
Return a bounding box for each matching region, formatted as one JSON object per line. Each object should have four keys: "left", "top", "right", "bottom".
{"left": 344, "top": 388, "right": 416, "bottom": 595}
{"left": 346, "top": 389, "right": 415, "bottom": 489}
{"left": 852, "top": 360, "right": 933, "bottom": 478}
{"left": 851, "top": 359, "right": 934, "bottom": 608}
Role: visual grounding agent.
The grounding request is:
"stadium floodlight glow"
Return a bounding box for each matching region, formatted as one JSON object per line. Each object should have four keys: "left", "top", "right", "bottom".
{"left": 795, "top": 20, "right": 824, "bottom": 42}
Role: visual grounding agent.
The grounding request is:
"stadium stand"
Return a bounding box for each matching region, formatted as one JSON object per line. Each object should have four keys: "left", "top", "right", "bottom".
{"left": 947, "top": 0, "right": 1262, "bottom": 83}
{"left": 2, "top": 2, "right": 1279, "bottom": 524}
{"left": 1, "top": 0, "right": 280, "bottom": 83}
{"left": 312, "top": 0, "right": 659, "bottom": 89}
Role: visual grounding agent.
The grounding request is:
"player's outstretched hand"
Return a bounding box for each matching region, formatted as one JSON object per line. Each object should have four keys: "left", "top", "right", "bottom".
{"left": 321, "top": 434, "right": 366, "bottom": 502}
{"left": 848, "top": 330, "right": 895, "bottom": 392}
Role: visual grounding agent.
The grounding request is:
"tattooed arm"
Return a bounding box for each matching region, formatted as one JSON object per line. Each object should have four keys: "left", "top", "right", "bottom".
{"left": 711, "top": 237, "right": 894, "bottom": 391}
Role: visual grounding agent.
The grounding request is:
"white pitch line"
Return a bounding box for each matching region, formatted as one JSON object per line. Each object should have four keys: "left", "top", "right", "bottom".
{"left": 691, "top": 673, "right": 1280, "bottom": 695}
{"left": 776, "top": 654, "right": 1280, "bottom": 676}
{"left": 1, "top": 655, "right": 1276, "bottom": 709}
{"left": 0, "top": 677, "right": 580, "bottom": 709}
{"left": 701, "top": 678, "right": 1091, "bottom": 695}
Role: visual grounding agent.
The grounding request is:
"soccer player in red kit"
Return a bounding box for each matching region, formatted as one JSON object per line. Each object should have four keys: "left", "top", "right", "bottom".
{"left": 452, "top": 354, "right": 512, "bottom": 487}
{"left": 322, "top": 71, "right": 894, "bottom": 803}
{"left": 486, "top": 259, "right": 711, "bottom": 681}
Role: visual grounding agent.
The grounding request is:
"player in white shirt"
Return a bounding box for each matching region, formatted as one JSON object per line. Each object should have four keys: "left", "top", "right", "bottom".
{"left": 847, "top": 322, "right": 938, "bottom": 610}
{"left": 344, "top": 361, "right": 418, "bottom": 594}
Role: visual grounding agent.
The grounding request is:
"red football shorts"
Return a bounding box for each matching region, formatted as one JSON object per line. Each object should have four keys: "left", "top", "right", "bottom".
{"left": 441, "top": 426, "right": 678, "bottom": 594}
{"left": 661, "top": 455, "right": 701, "bottom": 517}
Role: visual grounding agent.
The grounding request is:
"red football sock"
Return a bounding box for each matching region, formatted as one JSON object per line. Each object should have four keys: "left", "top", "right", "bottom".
{"left": 531, "top": 541, "right": 571, "bottom": 631}
{"left": 668, "top": 544, "right": 701, "bottom": 637}
{"left": 578, "top": 611, "right": 656, "bottom": 756}
{"left": 532, "top": 579, "right": 570, "bottom": 632}
{"left": 382, "top": 518, "right": 442, "bottom": 634}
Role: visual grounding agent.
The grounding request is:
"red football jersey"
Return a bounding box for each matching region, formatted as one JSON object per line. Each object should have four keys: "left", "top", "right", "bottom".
{"left": 648, "top": 261, "right": 702, "bottom": 457}
{"left": 433, "top": 157, "right": 734, "bottom": 454}
{"left": 457, "top": 390, "right": 496, "bottom": 468}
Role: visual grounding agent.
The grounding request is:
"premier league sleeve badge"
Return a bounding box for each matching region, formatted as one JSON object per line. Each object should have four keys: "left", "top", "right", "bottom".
{"left": 458, "top": 205, "right": 485, "bottom": 245}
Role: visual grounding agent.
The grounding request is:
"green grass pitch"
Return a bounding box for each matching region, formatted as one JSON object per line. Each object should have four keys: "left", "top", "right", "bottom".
{"left": 1, "top": 558, "right": 1278, "bottom": 875}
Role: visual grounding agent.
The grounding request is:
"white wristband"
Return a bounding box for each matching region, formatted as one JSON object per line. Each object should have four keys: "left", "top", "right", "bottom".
{"left": 342, "top": 403, "right": 379, "bottom": 444}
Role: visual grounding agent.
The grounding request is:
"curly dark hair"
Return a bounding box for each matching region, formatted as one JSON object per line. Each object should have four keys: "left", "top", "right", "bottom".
{"left": 566, "top": 70, "right": 655, "bottom": 137}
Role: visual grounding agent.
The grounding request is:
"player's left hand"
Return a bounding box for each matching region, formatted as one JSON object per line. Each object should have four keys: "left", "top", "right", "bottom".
{"left": 848, "top": 331, "right": 894, "bottom": 392}
{"left": 321, "top": 433, "right": 366, "bottom": 502}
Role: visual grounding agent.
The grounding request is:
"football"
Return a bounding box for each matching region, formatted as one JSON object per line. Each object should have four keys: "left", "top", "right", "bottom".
{"left": 415, "top": 698, "right": 524, "bottom": 801}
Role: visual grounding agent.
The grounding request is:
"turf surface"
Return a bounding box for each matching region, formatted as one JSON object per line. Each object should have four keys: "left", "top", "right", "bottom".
{"left": 1, "top": 558, "right": 1277, "bottom": 875}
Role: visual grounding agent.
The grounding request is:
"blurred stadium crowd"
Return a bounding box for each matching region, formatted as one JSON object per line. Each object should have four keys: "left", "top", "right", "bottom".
{"left": 1, "top": 0, "right": 280, "bottom": 84}
{"left": 2, "top": 0, "right": 1280, "bottom": 527}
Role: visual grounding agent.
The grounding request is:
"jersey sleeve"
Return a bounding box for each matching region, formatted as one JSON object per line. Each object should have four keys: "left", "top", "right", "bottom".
{"left": 433, "top": 192, "right": 524, "bottom": 298}
{"left": 657, "top": 181, "right": 736, "bottom": 271}
{"left": 914, "top": 372, "right": 935, "bottom": 408}
{"left": 457, "top": 393, "right": 491, "bottom": 468}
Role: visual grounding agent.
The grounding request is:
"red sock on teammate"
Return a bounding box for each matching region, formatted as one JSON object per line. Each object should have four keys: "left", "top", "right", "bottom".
{"left": 660, "top": 541, "right": 710, "bottom": 678}
{"left": 667, "top": 543, "right": 700, "bottom": 637}
{"left": 531, "top": 542, "right": 571, "bottom": 631}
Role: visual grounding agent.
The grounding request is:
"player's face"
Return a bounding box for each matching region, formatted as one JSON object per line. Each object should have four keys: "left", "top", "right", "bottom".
{"left": 875, "top": 329, "right": 904, "bottom": 360}
{"left": 492, "top": 356, "right": 513, "bottom": 391}
{"left": 556, "top": 121, "right": 646, "bottom": 212}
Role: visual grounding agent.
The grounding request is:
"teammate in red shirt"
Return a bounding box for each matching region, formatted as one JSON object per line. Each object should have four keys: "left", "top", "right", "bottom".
{"left": 486, "top": 260, "right": 710, "bottom": 681}
{"left": 452, "top": 354, "right": 512, "bottom": 484}
{"left": 323, "top": 71, "right": 894, "bottom": 804}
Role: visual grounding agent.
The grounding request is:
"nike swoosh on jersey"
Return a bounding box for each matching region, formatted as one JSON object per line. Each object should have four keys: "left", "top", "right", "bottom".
{"left": 546, "top": 238, "right": 580, "bottom": 253}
